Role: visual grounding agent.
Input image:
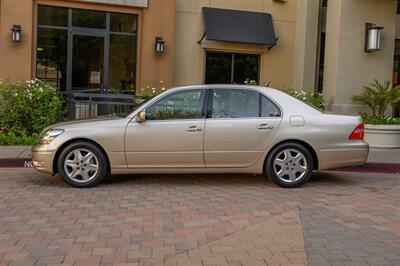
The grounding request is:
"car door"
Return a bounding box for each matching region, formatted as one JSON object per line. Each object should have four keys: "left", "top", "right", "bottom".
{"left": 125, "top": 89, "right": 206, "bottom": 168}
{"left": 204, "top": 88, "right": 282, "bottom": 168}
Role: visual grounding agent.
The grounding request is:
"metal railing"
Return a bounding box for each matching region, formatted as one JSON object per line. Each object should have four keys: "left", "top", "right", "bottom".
{"left": 66, "top": 92, "right": 144, "bottom": 119}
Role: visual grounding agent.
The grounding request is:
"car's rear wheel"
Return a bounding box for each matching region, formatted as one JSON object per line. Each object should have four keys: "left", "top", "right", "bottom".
{"left": 57, "top": 141, "right": 107, "bottom": 188}
{"left": 265, "top": 142, "right": 314, "bottom": 188}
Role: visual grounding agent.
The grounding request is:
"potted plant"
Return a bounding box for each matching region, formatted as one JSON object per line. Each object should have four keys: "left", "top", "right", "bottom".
{"left": 353, "top": 80, "right": 400, "bottom": 148}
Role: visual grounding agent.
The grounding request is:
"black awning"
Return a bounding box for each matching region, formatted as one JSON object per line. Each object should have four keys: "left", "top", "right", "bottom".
{"left": 202, "top": 7, "right": 277, "bottom": 46}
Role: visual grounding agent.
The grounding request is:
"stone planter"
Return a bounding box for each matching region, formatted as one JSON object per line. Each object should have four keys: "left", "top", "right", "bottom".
{"left": 364, "top": 124, "right": 400, "bottom": 148}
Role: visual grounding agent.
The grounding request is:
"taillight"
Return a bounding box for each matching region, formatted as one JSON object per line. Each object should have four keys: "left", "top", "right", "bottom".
{"left": 348, "top": 123, "right": 364, "bottom": 140}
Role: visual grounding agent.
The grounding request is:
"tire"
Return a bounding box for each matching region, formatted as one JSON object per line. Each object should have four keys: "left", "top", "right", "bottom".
{"left": 265, "top": 142, "right": 314, "bottom": 188}
{"left": 57, "top": 141, "right": 108, "bottom": 188}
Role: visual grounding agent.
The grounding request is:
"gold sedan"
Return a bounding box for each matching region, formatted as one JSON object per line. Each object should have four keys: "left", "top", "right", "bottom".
{"left": 32, "top": 85, "right": 369, "bottom": 188}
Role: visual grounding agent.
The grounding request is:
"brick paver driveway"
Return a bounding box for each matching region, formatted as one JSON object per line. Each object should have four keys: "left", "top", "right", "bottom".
{"left": 0, "top": 169, "right": 399, "bottom": 266}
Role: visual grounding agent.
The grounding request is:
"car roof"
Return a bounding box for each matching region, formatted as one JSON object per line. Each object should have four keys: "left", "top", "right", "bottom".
{"left": 168, "top": 84, "right": 280, "bottom": 93}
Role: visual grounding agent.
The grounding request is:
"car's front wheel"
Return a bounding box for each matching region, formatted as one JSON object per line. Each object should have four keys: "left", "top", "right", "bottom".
{"left": 57, "top": 141, "right": 108, "bottom": 188}
{"left": 265, "top": 142, "right": 314, "bottom": 188}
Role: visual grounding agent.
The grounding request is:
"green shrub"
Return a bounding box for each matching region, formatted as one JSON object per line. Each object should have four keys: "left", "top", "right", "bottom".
{"left": 0, "top": 132, "right": 38, "bottom": 145}
{"left": 353, "top": 80, "right": 400, "bottom": 117}
{"left": 353, "top": 80, "right": 400, "bottom": 125}
{"left": 282, "top": 88, "right": 325, "bottom": 111}
{"left": 360, "top": 113, "right": 400, "bottom": 125}
{"left": 0, "top": 79, "right": 65, "bottom": 144}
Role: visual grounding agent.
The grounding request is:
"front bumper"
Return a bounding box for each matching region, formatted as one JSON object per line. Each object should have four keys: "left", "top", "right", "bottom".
{"left": 31, "top": 144, "right": 57, "bottom": 175}
{"left": 318, "top": 142, "right": 369, "bottom": 171}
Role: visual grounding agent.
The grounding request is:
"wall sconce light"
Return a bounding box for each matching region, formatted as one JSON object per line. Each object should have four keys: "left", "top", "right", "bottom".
{"left": 11, "top": 25, "right": 22, "bottom": 42}
{"left": 365, "top": 23, "right": 383, "bottom": 52}
{"left": 155, "top": 37, "right": 165, "bottom": 54}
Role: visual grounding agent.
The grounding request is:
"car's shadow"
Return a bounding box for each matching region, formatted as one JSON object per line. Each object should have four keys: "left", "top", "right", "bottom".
{"left": 27, "top": 169, "right": 362, "bottom": 188}
{"left": 100, "top": 171, "right": 358, "bottom": 187}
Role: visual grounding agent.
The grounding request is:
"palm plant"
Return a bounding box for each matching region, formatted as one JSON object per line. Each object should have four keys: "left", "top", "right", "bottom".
{"left": 353, "top": 80, "right": 400, "bottom": 118}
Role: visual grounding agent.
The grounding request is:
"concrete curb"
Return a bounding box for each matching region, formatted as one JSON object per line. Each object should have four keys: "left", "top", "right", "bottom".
{"left": 0, "top": 146, "right": 31, "bottom": 159}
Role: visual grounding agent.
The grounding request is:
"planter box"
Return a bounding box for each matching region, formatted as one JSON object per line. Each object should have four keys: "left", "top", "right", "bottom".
{"left": 364, "top": 124, "right": 400, "bottom": 149}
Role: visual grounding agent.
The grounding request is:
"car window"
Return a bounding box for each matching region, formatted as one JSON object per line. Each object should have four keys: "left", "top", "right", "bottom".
{"left": 261, "top": 95, "right": 281, "bottom": 117}
{"left": 212, "top": 89, "right": 259, "bottom": 118}
{"left": 145, "top": 90, "right": 205, "bottom": 120}
{"left": 211, "top": 89, "right": 280, "bottom": 118}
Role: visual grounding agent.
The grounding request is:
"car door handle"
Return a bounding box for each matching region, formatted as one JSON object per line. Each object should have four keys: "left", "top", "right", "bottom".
{"left": 186, "top": 126, "right": 202, "bottom": 132}
{"left": 258, "top": 123, "right": 274, "bottom": 130}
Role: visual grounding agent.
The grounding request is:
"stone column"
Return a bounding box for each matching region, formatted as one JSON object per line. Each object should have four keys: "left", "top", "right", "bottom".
{"left": 292, "top": 0, "right": 320, "bottom": 93}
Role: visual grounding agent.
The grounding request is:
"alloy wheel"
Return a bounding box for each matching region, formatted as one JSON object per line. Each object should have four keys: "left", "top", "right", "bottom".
{"left": 63, "top": 148, "right": 99, "bottom": 183}
{"left": 273, "top": 148, "right": 308, "bottom": 183}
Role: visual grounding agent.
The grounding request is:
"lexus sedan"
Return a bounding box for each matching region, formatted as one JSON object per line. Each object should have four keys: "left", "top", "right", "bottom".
{"left": 32, "top": 85, "right": 369, "bottom": 188}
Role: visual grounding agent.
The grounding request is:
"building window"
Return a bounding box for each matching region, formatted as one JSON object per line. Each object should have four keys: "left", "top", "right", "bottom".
{"left": 36, "top": 5, "right": 137, "bottom": 94}
{"left": 36, "top": 27, "right": 68, "bottom": 91}
{"left": 315, "top": 0, "right": 328, "bottom": 93}
{"left": 395, "top": 40, "right": 400, "bottom": 117}
{"left": 397, "top": 0, "right": 400, "bottom": 14}
{"left": 205, "top": 52, "right": 260, "bottom": 84}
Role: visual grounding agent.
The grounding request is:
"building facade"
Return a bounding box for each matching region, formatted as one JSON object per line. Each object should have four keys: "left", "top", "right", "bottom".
{"left": 0, "top": 0, "right": 398, "bottom": 114}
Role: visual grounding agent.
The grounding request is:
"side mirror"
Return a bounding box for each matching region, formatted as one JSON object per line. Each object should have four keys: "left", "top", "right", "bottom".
{"left": 136, "top": 111, "right": 146, "bottom": 123}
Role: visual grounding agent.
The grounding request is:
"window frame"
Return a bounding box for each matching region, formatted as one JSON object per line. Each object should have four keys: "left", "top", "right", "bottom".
{"left": 204, "top": 51, "right": 261, "bottom": 85}
{"left": 36, "top": 4, "right": 138, "bottom": 94}
{"left": 143, "top": 89, "right": 208, "bottom": 122}
{"left": 206, "top": 88, "right": 282, "bottom": 119}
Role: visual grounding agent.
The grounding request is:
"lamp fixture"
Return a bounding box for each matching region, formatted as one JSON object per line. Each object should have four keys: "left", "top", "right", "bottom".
{"left": 365, "top": 23, "right": 383, "bottom": 52}
{"left": 155, "top": 37, "right": 165, "bottom": 54}
{"left": 11, "top": 25, "right": 22, "bottom": 42}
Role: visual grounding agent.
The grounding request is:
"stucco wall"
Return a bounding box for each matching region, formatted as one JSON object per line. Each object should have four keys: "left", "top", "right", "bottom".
{"left": 139, "top": 0, "right": 175, "bottom": 89}
{"left": 323, "top": 0, "right": 397, "bottom": 113}
{"left": 0, "top": 0, "right": 34, "bottom": 82}
{"left": 174, "top": 0, "right": 300, "bottom": 89}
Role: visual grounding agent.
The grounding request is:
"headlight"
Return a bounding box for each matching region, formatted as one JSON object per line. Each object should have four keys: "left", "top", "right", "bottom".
{"left": 39, "top": 129, "right": 64, "bottom": 145}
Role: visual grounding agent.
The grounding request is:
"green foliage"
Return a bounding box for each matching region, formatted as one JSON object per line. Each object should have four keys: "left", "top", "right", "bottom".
{"left": 282, "top": 88, "right": 325, "bottom": 111}
{"left": 360, "top": 113, "right": 400, "bottom": 125}
{"left": 353, "top": 80, "right": 400, "bottom": 125}
{"left": 0, "top": 79, "right": 65, "bottom": 144}
{"left": 352, "top": 80, "right": 400, "bottom": 117}
{"left": 139, "top": 81, "right": 167, "bottom": 98}
{"left": 0, "top": 132, "right": 38, "bottom": 146}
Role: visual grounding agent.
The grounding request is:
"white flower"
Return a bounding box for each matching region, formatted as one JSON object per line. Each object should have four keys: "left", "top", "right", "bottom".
{"left": 160, "top": 80, "right": 164, "bottom": 84}
{"left": 161, "top": 87, "right": 166, "bottom": 91}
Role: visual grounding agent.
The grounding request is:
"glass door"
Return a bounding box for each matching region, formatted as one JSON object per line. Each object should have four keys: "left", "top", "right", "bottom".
{"left": 71, "top": 33, "right": 105, "bottom": 93}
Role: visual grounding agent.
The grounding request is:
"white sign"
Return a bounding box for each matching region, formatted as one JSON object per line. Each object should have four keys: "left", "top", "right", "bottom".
{"left": 90, "top": 71, "right": 101, "bottom": 84}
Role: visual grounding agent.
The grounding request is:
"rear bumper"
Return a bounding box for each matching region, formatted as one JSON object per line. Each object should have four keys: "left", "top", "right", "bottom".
{"left": 31, "top": 145, "right": 56, "bottom": 175}
{"left": 318, "top": 142, "right": 369, "bottom": 171}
